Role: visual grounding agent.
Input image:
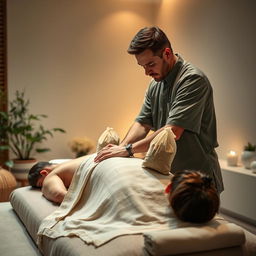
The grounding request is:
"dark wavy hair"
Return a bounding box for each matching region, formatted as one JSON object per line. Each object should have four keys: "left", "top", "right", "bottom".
{"left": 28, "top": 162, "right": 52, "bottom": 188}
{"left": 169, "top": 170, "right": 220, "bottom": 223}
{"left": 127, "top": 26, "right": 172, "bottom": 55}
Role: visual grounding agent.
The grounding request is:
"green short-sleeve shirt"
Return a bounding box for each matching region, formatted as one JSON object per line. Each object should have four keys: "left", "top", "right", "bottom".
{"left": 136, "top": 55, "right": 224, "bottom": 193}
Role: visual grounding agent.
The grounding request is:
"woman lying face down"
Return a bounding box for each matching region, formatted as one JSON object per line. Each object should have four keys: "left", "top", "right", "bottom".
{"left": 166, "top": 170, "right": 220, "bottom": 223}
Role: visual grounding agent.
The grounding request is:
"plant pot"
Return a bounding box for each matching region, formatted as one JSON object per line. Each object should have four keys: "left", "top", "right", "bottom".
{"left": 241, "top": 151, "right": 256, "bottom": 169}
{"left": 11, "top": 159, "right": 38, "bottom": 181}
{"left": 0, "top": 168, "right": 17, "bottom": 202}
{"left": 251, "top": 161, "right": 256, "bottom": 174}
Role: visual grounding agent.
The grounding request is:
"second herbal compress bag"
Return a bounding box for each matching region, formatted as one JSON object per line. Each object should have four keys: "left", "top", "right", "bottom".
{"left": 96, "top": 127, "right": 120, "bottom": 152}
{"left": 142, "top": 128, "right": 176, "bottom": 175}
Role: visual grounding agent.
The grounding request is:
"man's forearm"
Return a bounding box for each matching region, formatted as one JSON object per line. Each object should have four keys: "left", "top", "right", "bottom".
{"left": 131, "top": 124, "right": 184, "bottom": 154}
{"left": 131, "top": 125, "right": 166, "bottom": 154}
{"left": 120, "top": 122, "right": 151, "bottom": 146}
{"left": 94, "top": 123, "right": 184, "bottom": 162}
{"left": 120, "top": 122, "right": 165, "bottom": 154}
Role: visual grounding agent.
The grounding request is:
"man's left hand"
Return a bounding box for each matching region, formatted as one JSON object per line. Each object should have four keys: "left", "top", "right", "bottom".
{"left": 94, "top": 144, "right": 128, "bottom": 163}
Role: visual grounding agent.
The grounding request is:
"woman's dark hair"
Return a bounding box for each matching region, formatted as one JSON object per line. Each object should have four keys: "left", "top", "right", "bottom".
{"left": 28, "top": 161, "right": 51, "bottom": 188}
{"left": 169, "top": 170, "right": 220, "bottom": 223}
{"left": 127, "top": 26, "right": 172, "bottom": 55}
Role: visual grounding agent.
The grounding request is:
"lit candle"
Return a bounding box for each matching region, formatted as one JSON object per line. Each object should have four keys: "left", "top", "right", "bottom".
{"left": 227, "top": 151, "right": 238, "bottom": 166}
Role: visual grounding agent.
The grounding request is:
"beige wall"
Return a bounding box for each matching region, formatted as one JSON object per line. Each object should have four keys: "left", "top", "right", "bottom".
{"left": 7, "top": 0, "right": 157, "bottom": 160}
{"left": 156, "top": 0, "right": 256, "bottom": 161}
{"left": 7, "top": 0, "right": 256, "bottom": 162}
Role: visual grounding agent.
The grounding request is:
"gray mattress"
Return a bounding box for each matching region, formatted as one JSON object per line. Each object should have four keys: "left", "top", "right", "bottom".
{"left": 9, "top": 187, "right": 256, "bottom": 256}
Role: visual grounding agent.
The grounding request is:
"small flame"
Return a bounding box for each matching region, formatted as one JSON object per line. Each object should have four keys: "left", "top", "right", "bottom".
{"left": 229, "top": 151, "right": 236, "bottom": 156}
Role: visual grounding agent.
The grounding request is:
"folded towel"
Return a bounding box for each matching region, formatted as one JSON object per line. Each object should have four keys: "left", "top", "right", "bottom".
{"left": 144, "top": 222, "right": 245, "bottom": 255}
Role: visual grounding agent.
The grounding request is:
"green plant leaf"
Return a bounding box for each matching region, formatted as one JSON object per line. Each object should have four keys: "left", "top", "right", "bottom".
{"left": 29, "top": 114, "right": 40, "bottom": 120}
{"left": 0, "top": 145, "right": 9, "bottom": 150}
{"left": 36, "top": 148, "right": 50, "bottom": 153}
{"left": 1, "top": 90, "right": 66, "bottom": 159}
{"left": 0, "top": 111, "right": 8, "bottom": 119}
{"left": 244, "top": 142, "right": 256, "bottom": 151}
{"left": 5, "top": 160, "right": 14, "bottom": 168}
{"left": 53, "top": 128, "right": 66, "bottom": 133}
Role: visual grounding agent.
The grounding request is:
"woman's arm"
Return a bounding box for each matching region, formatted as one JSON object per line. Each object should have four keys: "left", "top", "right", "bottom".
{"left": 41, "top": 174, "right": 68, "bottom": 204}
{"left": 41, "top": 156, "right": 90, "bottom": 203}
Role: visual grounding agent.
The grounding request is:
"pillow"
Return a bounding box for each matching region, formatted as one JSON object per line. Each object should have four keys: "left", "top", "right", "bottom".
{"left": 143, "top": 222, "right": 245, "bottom": 256}
{"left": 96, "top": 127, "right": 120, "bottom": 152}
{"left": 142, "top": 128, "right": 176, "bottom": 175}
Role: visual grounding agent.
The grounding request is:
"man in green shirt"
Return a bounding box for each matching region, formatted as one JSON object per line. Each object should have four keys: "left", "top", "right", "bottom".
{"left": 95, "top": 26, "right": 224, "bottom": 193}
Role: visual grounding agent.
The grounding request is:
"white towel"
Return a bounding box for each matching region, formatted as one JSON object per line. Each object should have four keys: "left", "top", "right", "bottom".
{"left": 37, "top": 154, "right": 175, "bottom": 247}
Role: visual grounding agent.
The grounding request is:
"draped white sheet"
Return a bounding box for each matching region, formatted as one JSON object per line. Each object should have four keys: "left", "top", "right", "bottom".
{"left": 37, "top": 154, "right": 178, "bottom": 247}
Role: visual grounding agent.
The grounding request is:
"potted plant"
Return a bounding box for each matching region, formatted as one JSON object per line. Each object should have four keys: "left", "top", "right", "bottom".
{"left": 68, "top": 136, "right": 94, "bottom": 158}
{"left": 0, "top": 88, "right": 8, "bottom": 166}
{"left": 241, "top": 142, "right": 256, "bottom": 169}
{"left": 0, "top": 90, "right": 65, "bottom": 180}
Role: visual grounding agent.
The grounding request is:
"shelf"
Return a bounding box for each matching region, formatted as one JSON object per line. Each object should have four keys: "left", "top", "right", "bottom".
{"left": 219, "top": 159, "right": 256, "bottom": 178}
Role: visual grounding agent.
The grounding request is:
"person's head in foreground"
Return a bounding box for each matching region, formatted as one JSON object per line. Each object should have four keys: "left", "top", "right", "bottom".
{"left": 28, "top": 162, "right": 55, "bottom": 188}
{"left": 167, "top": 170, "right": 220, "bottom": 223}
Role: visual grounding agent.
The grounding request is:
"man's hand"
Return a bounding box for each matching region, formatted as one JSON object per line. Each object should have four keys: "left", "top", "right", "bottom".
{"left": 94, "top": 144, "right": 129, "bottom": 163}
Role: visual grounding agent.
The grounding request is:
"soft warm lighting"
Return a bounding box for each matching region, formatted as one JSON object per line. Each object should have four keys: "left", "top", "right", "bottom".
{"left": 227, "top": 151, "right": 238, "bottom": 166}
{"left": 230, "top": 151, "right": 236, "bottom": 156}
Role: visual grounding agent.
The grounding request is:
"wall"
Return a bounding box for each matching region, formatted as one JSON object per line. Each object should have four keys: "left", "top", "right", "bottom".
{"left": 156, "top": 0, "right": 256, "bottom": 161}
{"left": 7, "top": 0, "right": 157, "bottom": 160}
{"left": 7, "top": 0, "right": 256, "bottom": 162}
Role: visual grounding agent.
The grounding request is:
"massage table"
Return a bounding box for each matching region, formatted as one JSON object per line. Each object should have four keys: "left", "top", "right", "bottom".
{"left": 1, "top": 155, "right": 256, "bottom": 256}
{"left": 0, "top": 184, "right": 254, "bottom": 256}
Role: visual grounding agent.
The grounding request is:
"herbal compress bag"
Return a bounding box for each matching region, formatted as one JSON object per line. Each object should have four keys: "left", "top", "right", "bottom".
{"left": 142, "top": 128, "right": 176, "bottom": 175}
{"left": 96, "top": 127, "right": 120, "bottom": 152}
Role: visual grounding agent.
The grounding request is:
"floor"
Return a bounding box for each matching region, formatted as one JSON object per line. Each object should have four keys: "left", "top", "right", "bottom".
{"left": 219, "top": 209, "right": 256, "bottom": 235}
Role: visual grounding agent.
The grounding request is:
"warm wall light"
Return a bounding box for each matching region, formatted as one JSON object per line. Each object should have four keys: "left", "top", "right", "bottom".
{"left": 227, "top": 150, "right": 238, "bottom": 166}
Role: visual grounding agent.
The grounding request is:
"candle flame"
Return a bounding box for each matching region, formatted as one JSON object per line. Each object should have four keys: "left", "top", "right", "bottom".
{"left": 229, "top": 150, "right": 236, "bottom": 155}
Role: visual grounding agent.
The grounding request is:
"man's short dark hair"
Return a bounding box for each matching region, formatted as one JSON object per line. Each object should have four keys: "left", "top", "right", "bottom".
{"left": 127, "top": 26, "right": 172, "bottom": 55}
{"left": 28, "top": 162, "right": 51, "bottom": 188}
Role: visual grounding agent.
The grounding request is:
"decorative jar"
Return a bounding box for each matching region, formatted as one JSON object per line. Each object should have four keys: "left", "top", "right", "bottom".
{"left": 250, "top": 161, "right": 256, "bottom": 173}
{"left": 241, "top": 151, "right": 256, "bottom": 169}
